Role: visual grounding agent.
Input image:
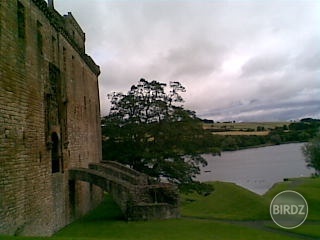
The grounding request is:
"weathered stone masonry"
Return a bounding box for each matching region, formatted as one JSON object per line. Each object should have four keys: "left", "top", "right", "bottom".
{"left": 0, "top": 0, "right": 103, "bottom": 236}
{"left": 69, "top": 161, "right": 180, "bottom": 221}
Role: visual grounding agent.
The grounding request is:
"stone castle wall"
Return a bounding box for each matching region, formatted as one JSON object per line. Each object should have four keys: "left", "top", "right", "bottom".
{"left": 0, "top": 0, "right": 103, "bottom": 236}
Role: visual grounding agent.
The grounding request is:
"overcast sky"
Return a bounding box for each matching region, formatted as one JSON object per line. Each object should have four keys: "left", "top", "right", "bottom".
{"left": 54, "top": 0, "right": 320, "bottom": 122}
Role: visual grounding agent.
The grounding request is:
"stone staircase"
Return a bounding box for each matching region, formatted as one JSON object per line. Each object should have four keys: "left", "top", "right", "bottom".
{"left": 69, "top": 161, "right": 180, "bottom": 220}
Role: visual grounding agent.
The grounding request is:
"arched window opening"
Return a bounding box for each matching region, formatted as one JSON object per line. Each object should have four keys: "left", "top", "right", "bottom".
{"left": 51, "top": 132, "right": 60, "bottom": 173}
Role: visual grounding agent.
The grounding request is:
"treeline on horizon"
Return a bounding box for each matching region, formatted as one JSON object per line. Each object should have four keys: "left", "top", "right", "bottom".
{"left": 102, "top": 117, "right": 320, "bottom": 156}
{"left": 200, "top": 118, "right": 320, "bottom": 152}
{"left": 200, "top": 117, "right": 320, "bottom": 125}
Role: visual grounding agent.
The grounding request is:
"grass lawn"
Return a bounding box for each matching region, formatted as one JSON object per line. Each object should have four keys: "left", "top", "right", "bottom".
{"left": 264, "top": 177, "right": 320, "bottom": 221}
{"left": 181, "top": 181, "right": 270, "bottom": 220}
{"left": 182, "top": 178, "right": 320, "bottom": 238}
{"left": 263, "top": 177, "right": 320, "bottom": 238}
{"left": 0, "top": 178, "right": 319, "bottom": 240}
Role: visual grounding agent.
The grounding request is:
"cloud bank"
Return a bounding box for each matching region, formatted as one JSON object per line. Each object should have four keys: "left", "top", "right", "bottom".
{"left": 55, "top": 0, "right": 320, "bottom": 121}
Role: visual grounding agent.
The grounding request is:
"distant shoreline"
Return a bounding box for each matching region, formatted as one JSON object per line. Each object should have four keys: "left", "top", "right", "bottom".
{"left": 223, "top": 141, "right": 306, "bottom": 152}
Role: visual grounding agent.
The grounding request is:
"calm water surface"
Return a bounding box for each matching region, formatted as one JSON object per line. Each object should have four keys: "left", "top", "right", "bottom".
{"left": 198, "top": 143, "right": 314, "bottom": 195}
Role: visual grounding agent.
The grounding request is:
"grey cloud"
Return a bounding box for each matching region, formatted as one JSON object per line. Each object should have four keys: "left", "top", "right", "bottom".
{"left": 202, "top": 98, "right": 320, "bottom": 122}
{"left": 295, "top": 52, "right": 320, "bottom": 72}
{"left": 54, "top": 0, "right": 320, "bottom": 121}
{"left": 241, "top": 54, "right": 289, "bottom": 76}
{"left": 163, "top": 42, "right": 227, "bottom": 78}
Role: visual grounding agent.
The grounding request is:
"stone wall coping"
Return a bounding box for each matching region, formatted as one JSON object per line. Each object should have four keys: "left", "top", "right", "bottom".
{"left": 69, "top": 167, "right": 134, "bottom": 189}
{"left": 100, "top": 160, "right": 148, "bottom": 177}
{"left": 31, "top": 0, "right": 100, "bottom": 76}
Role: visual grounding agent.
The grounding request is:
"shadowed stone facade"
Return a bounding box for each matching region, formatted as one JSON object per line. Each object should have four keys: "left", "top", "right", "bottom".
{"left": 0, "top": 0, "right": 103, "bottom": 236}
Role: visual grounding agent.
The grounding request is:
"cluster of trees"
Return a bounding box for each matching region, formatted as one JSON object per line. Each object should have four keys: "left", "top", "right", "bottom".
{"left": 299, "top": 118, "right": 320, "bottom": 175}
{"left": 269, "top": 120, "right": 320, "bottom": 144}
{"left": 102, "top": 79, "right": 320, "bottom": 193}
{"left": 102, "top": 79, "right": 214, "bottom": 194}
{"left": 302, "top": 132, "right": 320, "bottom": 176}
{"left": 211, "top": 121, "right": 320, "bottom": 151}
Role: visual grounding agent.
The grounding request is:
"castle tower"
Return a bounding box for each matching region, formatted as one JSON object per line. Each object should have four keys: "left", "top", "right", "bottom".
{"left": 0, "top": 0, "right": 103, "bottom": 236}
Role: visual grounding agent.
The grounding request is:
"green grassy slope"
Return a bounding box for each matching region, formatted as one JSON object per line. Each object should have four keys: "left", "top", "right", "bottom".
{"left": 0, "top": 178, "right": 319, "bottom": 240}
{"left": 264, "top": 177, "right": 320, "bottom": 238}
{"left": 181, "top": 181, "right": 269, "bottom": 220}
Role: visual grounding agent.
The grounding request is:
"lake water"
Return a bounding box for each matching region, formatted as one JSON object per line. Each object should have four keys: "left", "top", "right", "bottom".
{"left": 198, "top": 143, "right": 314, "bottom": 195}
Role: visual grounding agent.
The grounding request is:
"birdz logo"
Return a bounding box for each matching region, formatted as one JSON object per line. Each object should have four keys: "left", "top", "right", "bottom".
{"left": 272, "top": 204, "right": 305, "bottom": 215}
{"left": 270, "top": 190, "right": 308, "bottom": 229}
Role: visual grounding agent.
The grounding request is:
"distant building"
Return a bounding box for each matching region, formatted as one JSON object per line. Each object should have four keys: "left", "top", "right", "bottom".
{"left": 0, "top": 0, "right": 103, "bottom": 236}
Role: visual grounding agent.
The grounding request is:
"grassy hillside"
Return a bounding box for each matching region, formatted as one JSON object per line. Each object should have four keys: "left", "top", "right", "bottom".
{"left": 0, "top": 178, "right": 319, "bottom": 240}
{"left": 263, "top": 178, "right": 320, "bottom": 239}
{"left": 181, "top": 181, "right": 270, "bottom": 220}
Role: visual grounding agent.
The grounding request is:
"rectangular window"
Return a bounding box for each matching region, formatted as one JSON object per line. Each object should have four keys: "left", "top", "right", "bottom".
{"left": 17, "top": 1, "right": 25, "bottom": 39}
{"left": 63, "top": 47, "right": 67, "bottom": 71}
{"left": 52, "top": 36, "right": 57, "bottom": 63}
{"left": 71, "top": 55, "right": 75, "bottom": 79}
{"left": 37, "top": 21, "right": 43, "bottom": 54}
{"left": 51, "top": 132, "right": 60, "bottom": 173}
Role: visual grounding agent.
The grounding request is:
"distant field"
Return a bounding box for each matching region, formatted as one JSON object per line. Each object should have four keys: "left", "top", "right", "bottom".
{"left": 212, "top": 131, "right": 270, "bottom": 136}
{"left": 203, "top": 122, "right": 289, "bottom": 134}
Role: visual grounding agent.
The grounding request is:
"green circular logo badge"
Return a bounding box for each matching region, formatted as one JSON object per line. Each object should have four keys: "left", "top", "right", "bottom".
{"left": 270, "top": 190, "right": 308, "bottom": 229}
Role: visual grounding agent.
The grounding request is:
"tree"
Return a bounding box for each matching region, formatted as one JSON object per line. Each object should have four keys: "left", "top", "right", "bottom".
{"left": 302, "top": 133, "right": 320, "bottom": 175}
{"left": 102, "top": 79, "right": 213, "bottom": 194}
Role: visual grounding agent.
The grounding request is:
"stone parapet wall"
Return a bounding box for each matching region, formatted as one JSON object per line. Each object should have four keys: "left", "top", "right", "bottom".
{"left": 69, "top": 162, "right": 180, "bottom": 221}
{"left": 90, "top": 162, "right": 149, "bottom": 185}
